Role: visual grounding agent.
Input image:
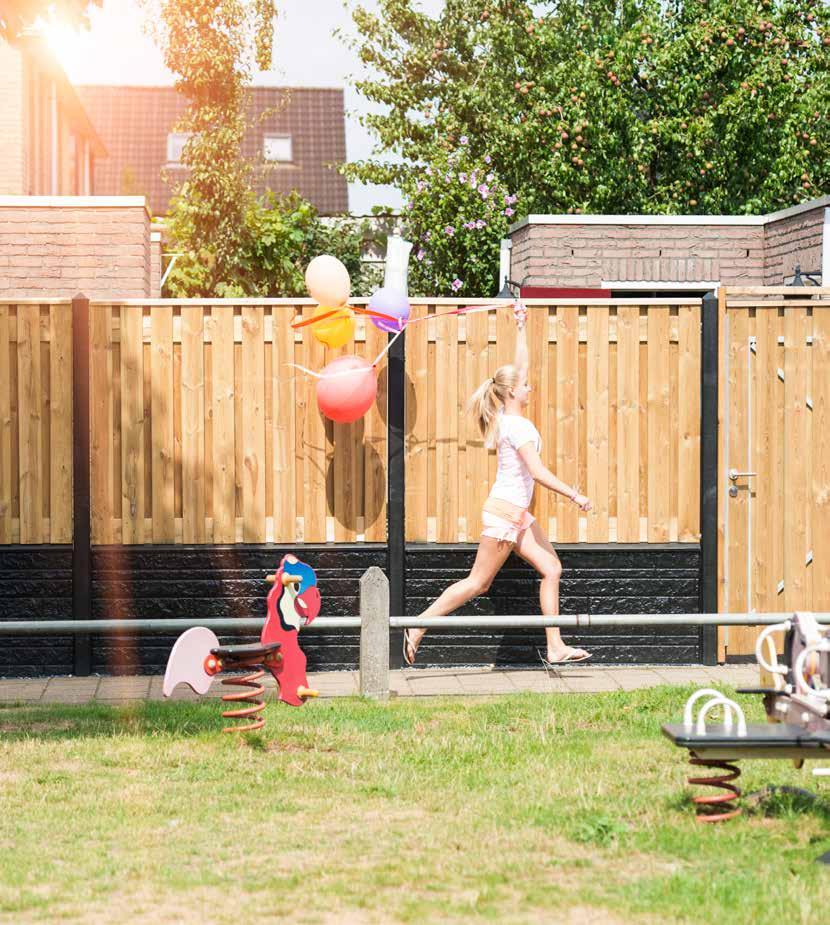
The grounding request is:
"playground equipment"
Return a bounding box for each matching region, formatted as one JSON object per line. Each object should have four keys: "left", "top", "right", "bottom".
{"left": 162, "top": 554, "right": 321, "bottom": 732}
{"left": 663, "top": 612, "right": 830, "bottom": 822}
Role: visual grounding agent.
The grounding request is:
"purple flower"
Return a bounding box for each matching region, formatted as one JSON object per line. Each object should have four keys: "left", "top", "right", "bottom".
{"left": 504, "top": 207, "right": 515, "bottom": 217}
{"left": 458, "top": 172, "right": 467, "bottom": 183}
{"left": 444, "top": 225, "right": 455, "bottom": 236}
{"left": 475, "top": 219, "right": 486, "bottom": 229}
{"left": 478, "top": 184, "right": 490, "bottom": 198}
{"left": 460, "top": 135, "right": 469, "bottom": 145}
{"left": 416, "top": 249, "right": 425, "bottom": 261}
{"left": 425, "top": 231, "right": 431, "bottom": 241}
{"left": 405, "top": 201, "right": 413, "bottom": 210}
{"left": 463, "top": 221, "right": 475, "bottom": 230}
{"left": 486, "top": 173, "right": 494, "bottom": 182}
{"left": 484, "top": 155, "right": 492, "bottom": 164}
{"left": 451, "top": 278, "right": 464, "bottom": 291}
{"left": 444, "top": 172, "right": 452, "bottom": 181}
{"left": 425, "top": 166, "right": 433, "bottom": 176}
{"left": 416, "top": 180, "right": 425, "bottom": 192}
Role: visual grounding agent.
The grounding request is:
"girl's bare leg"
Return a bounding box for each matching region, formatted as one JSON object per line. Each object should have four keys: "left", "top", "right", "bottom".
{"left": 406, "top": 536, "right": 513, "bottom": 661}
{"left": 514, "top": 520, "right": 590, "bottom": 661}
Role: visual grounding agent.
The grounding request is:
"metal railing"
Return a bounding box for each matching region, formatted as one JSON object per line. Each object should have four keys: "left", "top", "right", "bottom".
{"left": 1, "top": 568, "right": 825, "bottom": 700}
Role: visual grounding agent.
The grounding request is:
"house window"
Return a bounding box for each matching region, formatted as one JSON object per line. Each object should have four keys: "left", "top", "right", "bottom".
{"left": 167, "top": 132, "right": 191, "bottom": 164}
{"left": 263, "top": 135, "right": 293, "bottom": 163}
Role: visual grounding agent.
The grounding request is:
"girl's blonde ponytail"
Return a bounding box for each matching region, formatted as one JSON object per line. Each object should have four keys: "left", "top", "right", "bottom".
{"left": 467, "top": 364, "right": 522, "bottom": 449}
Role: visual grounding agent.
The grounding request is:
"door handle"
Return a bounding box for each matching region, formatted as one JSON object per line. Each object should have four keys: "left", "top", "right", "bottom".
{"left": 728, "top": 469, "right": 757, "bottom": 481}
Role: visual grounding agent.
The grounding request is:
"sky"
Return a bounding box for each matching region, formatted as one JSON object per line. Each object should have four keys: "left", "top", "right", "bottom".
{"left": 47, "top": 0, "right": 444, "bottom": 213}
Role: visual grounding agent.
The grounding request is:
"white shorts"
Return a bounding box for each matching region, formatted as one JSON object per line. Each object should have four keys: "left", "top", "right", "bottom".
{"left": 481, "top": 509, "right": 535, "bottom": 544}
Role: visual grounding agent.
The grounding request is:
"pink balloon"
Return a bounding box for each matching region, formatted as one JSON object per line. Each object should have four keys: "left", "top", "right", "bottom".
{"left": 316, "top": 355, "right": 377, "bottom": 423}
{"left": 305, "top": 255, "right": 351, "bottom": 307}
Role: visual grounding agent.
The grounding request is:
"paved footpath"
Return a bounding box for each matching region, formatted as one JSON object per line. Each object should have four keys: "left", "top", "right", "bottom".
{"left": 0, "top": 664, "right": 759, "bottom": 705}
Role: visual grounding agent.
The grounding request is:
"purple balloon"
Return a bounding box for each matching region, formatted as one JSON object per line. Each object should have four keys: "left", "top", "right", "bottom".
{"left": 368, "top": 287, "right": 410, "bottom": 332}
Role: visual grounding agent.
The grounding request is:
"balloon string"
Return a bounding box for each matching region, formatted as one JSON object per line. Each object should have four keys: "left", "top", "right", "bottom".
{"left": 286, "top": 326, "right": 406, "bottom": 381}
{"left": 291, "top": 305, "right": 400, "bottom": 329}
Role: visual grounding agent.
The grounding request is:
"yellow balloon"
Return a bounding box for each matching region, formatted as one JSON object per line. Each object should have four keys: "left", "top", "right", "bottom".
{"left": 311, "top": 304, "right": 355, "bottom": 349}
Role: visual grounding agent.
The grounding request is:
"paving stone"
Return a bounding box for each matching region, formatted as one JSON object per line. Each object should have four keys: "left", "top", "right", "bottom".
{"left": 0, "top": 680, "right": 47, "bottom": 701}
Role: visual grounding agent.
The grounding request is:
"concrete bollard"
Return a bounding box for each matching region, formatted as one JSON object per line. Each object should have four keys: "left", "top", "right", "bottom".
{"left": 359, "top": 566, "right": 390, "bottom": 700}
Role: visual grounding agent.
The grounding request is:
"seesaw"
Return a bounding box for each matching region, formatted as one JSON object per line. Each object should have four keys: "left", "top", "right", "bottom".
{"left": 162, "top": 554, "right": 321, "bottom": 732}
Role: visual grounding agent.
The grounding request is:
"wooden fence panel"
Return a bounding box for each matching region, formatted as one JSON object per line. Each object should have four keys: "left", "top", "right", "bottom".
{"left": 0, "top": 306, "right": 10, "bottom": 543}
{"left": 0, "top": 298, "right": 701, "bottom": 547}
{"left": 814, "top": 307, "right": 830, "bottom": 608}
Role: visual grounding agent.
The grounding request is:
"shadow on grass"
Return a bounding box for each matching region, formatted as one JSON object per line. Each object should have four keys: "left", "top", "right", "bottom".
{"left": 0, "top": 700, "right": 228, "bottom": 740}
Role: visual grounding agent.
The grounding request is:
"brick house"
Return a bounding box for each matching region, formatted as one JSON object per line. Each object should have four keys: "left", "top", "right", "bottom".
{"left": 508, "top": 196, "right": 829, "bottom": 295}
{"left": 76, "top": 85, "right": 350, "bottom": 217}
{"left": 0, "top": 31, "right": 106, "bottom": 195}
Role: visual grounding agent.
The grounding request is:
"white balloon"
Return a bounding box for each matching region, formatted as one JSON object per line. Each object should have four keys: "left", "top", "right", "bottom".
{"left": 305, "top": 255, "right": 351, "bottom": 306}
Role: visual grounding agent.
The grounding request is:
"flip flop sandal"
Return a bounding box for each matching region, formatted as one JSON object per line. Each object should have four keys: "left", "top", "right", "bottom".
{"left": 538, "top": 648, "right": 592, "bottom": 667}
{"left": 403, "top": 629, "right": 418, "bottom": 667}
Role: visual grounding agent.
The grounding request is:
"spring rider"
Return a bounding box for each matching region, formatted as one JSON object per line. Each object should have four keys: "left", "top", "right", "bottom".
{"left": 162, "top": 554, "right": 321, "bottom": 732}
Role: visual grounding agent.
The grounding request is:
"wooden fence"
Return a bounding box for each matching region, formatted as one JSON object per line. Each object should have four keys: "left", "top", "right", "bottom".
{"left": 0, "top": 297, "right": 703, "bottom": 546}
{"left": 406, "top": 299, "right": 702, "bottom": 543}
{"left": 719, "top": 286, "right": 830, "bottom": 657}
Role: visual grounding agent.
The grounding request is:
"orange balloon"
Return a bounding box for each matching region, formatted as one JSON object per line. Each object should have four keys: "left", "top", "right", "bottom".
{"left": 311, "top": 305, "right": 355, "bottom": 349}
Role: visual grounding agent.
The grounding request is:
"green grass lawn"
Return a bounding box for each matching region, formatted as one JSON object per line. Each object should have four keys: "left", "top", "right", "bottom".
{"left": 1, "top": 686, "right": 828, "bottom": 924}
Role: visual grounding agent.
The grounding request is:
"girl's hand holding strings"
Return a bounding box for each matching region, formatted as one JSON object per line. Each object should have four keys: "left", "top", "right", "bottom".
{"left": 513, "top": 302, "right": 527, "bottom": 329}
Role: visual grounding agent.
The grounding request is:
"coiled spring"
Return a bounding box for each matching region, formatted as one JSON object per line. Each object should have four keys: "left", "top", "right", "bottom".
{"left": 688, "top": 757, "right": 742, "bottom": 822}
{"left": 220, "top": 670, "right": 267, "bottom": 733}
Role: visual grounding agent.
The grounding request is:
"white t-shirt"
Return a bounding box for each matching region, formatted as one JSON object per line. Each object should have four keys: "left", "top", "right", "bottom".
{"left": 489, "top": 414, "right": 542, "bottom": 509}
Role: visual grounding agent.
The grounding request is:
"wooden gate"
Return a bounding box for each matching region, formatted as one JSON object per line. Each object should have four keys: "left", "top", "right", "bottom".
{"left": 719, "top": 287, "right": 830, "bottom": 659}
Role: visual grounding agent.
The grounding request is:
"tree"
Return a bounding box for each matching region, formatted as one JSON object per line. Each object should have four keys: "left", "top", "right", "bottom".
{"left": 0, "top": 0, "right": 100, "bottom": 41}
{"left": 150, "top": 0, "right": 276, "bottom": 294}
{"left": 346, "top": 0, "right": 830, "bottom": 220}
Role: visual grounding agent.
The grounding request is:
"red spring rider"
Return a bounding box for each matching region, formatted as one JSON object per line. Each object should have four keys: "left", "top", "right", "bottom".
{"left": 163, "top": 555, "right": 322, "bottom": 731}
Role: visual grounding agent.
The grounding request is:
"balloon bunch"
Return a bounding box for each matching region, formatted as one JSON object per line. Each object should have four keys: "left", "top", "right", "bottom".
{"left": 292, "top": 241, "right": 514, "bottom": 425}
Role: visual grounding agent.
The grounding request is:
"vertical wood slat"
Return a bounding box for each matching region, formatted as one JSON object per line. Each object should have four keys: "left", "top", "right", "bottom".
{"left": 726, "top": 309, "right": 751, "bottom": 652}
{"left": 586, "top": 307, "right": 609, "bottom": 541}
{"left": 783, "top": 308, "right": 810, "bottom": 610}
{"left": 0, "top": 306, "right": 9, "bottom": 542}
{"left": 16, "top": 304, "right": 42, "bottom": 543}
{"left": 753, "top": 310, "right": 777, "bottom": 614}
{"left": 616, "top": 306, "right": 640, "bottom": 542}
{"left": 273, "top": 306, "right": 296, "bottom": 542}
{"left": 405, "top": 306, "right": 429, "bottom": 542}
{"left": 241, "top": 306, "right": 265, "bottom": 542}
{"left": 90, "top": 304, "right": 112, "bottom": 544}
{"left": 151, "top": 305, "right": 175, "bottom": 542}
{"left": 813, "top": 307, "right": 830, "bottom": 608}
{"left": 181, "top": 306, "right": 205, "bottom": 543}
{"left": 647, "top": 306, "right": 671, "bottom": 542}
{"left": 527, "top": 306, "right": 549, "bottom": 535}
{"left": 363, "top": 318, "right": 387, "bottom": 542}
{"left": 303, "top": 303, "right": 327, "bottom": 541}
{"left": 556, "top": 306, "right": 579, "bottom": 542}
{"left": 466, "top": 309, "right": 490, "bottom": 541}
{"left": 49, "top": 305, "right": 73, "bottom": 542}
{"left": 120, "top": 305, "right": 144, "bottom": 544}
{"left": 435, "top": 313, "right": 458, "bottom": 542}
{"left": 677, "top": 306, "right": 700, "bottom": 542}
{"left": 211, "top": 306, "right": 235, "bottom": 543}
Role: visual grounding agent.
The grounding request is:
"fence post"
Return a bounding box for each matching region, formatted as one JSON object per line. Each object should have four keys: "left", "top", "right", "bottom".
{"left": 71, "top": 293, "right": 92, "bottom": 675}
{"left": 359, "top": 566, "right": 390, "bottom": 700}
{"left": 699, "top": 290, "right": 719, "bottom": 665}
{"left": 386, "top": 329, "right": 406, "bottom": 667}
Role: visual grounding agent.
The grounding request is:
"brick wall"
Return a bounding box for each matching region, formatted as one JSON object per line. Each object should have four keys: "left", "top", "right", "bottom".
{"left": 0, "top": 42, "right": 25, "bottom": 195}
{"left": 510, "top": 220, "right": 765, "bottom": 288}
{"left": 764, "top": 203, "right": 825, "bottom": 284}
{"left": 0, "top": 196, "right": 159, "bottom": 299}
{"left": 510, "top": 197, "right": 829, "bottom": 289}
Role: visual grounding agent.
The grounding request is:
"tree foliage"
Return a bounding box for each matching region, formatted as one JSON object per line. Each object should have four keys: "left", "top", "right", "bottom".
{"left": 164, "top": 192, "right": 379, "bottom": 297}
{"left": 347, "top": 0, "right": 830, "bottom": 221}
{"left": 150, "top": 0, "right": 276, "bottom": 293}
{"left": 0, "top": 0, "right": 100, "bottom": 40}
